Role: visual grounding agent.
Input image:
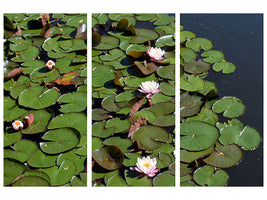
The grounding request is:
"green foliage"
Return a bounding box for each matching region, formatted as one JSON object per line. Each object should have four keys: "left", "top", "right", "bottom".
{"left": 4, "top": 13, "right": 87, "bottom": 187}
{"left": 180, "top": 24, "right": 261, "bottom": 187}
{"left": 92, "top": 13, "right": 175, "bottom": 186}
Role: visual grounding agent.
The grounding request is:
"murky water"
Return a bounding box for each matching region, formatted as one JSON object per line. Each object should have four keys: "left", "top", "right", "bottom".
{"left": 181, "top": 14, "right": 263, "bottom": 186}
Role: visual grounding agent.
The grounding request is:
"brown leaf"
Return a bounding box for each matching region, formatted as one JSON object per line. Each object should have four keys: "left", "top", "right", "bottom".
{"left": 42, "top": 13, "right": 50, "bottom": 26}
{"left": 54, "top": 72, "right": 79, "bottom": 85}
{"left": 6, "top": 68, "right": 24, "bottom": 79}
{"left": 128, "top": 117, "right": 148, "bottom": 137}
{"left": 134, "top": 61, "right": 159, "bottom": 75}
{"left": 114, "top": 70, "right": 124, "bottom": 87}
{"left": 129, "top": 97, "right": 145, "bottom": 117}
{"left": 12, "top": 27, "right": 22, "bottom": 37}
{"left": 42, "top": 27, "right": 51, "bottom": 39}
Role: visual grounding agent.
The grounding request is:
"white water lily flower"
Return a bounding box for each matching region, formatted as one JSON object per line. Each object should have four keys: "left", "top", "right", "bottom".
{"left": 147, "top": 47, "right": 165, "bottom": 61}
{"left": 46, "top": 60, "right": 55, "bottom": 70}
{"left": 12, "top": 120, "right": 24, "bottom": 131}
{"left": 138, "top": 80, "right": 162, "bottom": 98}
{"left": 130, "top": 156, "right": 160, "bottom": 177}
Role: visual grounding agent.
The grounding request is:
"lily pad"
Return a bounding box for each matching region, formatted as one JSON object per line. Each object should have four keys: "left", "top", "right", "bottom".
{"left": 12, "top": 175, "right": 50, "bottom": 186}
{"left": 106, "top": 175, "right": 128, "bottom": 186}
{"left": 21, "top": 109, "right": 52, "bottom": 134}
{"left": 92, "top": 145, "right": 124, "bottom": 170}
{"left": 4, "top": 159, "right": 26, "bottom": 186}
{"left": 212, "top": 96, "right": 245, "bottom": 118}
{"left": 131, "top": 125, "right": 169, "bottom": 150}
{"left": 103, "top": 137, "right": 133, "bottom": 153}
{"left": 124, "top": 170, "right": 152, "bottom": 186}
{"left": 180, "top": 145, "right": 215, "bottom": 163}
{"left": 212, "top": 61, "right": 236, "bottom": 74}
{"left": 130, "top": 28, "right": 159, "bottom": 44}
{"left": 180, "top": 74, "right": 205, "bottom": 92}
{"left": 193, "top": 165, "right": 229, "bottom": 186}
{"left": 180, "top": 121, "right": 219, "bottom": 151}
{"left": 40, "top": 159, "right": 77, "bottom": 186}
{"left": 201, "top": 50, "right": 225, "bottom": 63}
{"left": 4, "top": 139, "right": 37, "bottom": 162}
{"left": 4, "top": 96, "right": 27, "bottom": 122}
{"left": 180, "top": 92, "right": 203, "bottom": 117}
{"left": 11, "top": 45, "right": 39, "bottom": 62}
{"left": 40, "top": 128, "right": 79, "bottom": 154}
{"left": 186, "top": 38, "right": 213, "bottom": 52}
{"left": 203, "top": 143, "right": 243, "bottom": 168}
{"left": 155, "top": 35, "right": 175, "bottom": 47}
{"left": 27, "top": 149, "right": 57, "bottom": 168}
{"left": 48, "top": 112, "right": 87, "bottom": 135}
{"left": 105, "top": 118, "right": 131, "bottom": 133}
{"left": 153, "top": 170, "right": 175, "bottom": 186}
{"left": 183, "top": 59, "right": 210, "bottom": 74}
{"left": 99, "top": 49, "right": 124, "bottom": 61}
{"left": 4, "top": 129, "right": 22, "bottom": 147}
{"left": 8, "top": 36, "right": 33, "bottom": 52}
{"left": 92, "top": 64, "right": 115, "bottom": 87}
{"left": 180, "top": 31, "right": 196, "bottom": 43}
{"left": 180, "top": 47, "right": 196, "bottom": 63}
{"left": 18, "top": 86, "right": 60, "bottom": 109}
{"left": 92, "top": 121, "right": 115, "bottom": 138}
{"left": 157, "top": 65, "right": 175, "bottom": 81}
{"left": 58, "top": 91, "right": 87, "bottom": 113}
{"left": 94, "top": 36, "right": 120, "bottom": 50}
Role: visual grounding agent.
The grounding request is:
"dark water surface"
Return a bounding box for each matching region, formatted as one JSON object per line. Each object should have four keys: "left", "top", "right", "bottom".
{"left": 181, "top": 14, "right": 263, "bottom": 186}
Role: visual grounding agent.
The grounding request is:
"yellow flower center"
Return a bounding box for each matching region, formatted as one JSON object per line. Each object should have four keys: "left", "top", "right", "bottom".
{"left": 143, "top": 162, "right": 151, "bottom": 168}
{"left": 48, "top": 61, "right": 53, "bottom": 65}
{"left": 15, "top": 122, "right": 21, "bottom": 125}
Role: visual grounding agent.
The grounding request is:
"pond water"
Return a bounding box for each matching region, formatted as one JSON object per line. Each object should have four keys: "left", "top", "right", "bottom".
{"left": 181, "top": 14, "right": 263, "bottom": 186}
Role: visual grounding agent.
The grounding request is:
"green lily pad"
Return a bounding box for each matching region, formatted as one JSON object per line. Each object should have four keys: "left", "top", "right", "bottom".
{"left": 92, "top": 121, "right": 115, "bottom": 138}
{"left": 180, "top": 92, "right": 203, "bottom": 117}
{"left": 27, "top": 149, "right": 57, "bottom": 168}
{"left": 135, "top": 14, "right": 156, "bottom": 21}
{"left": 105, "top": 118, "right": 131, "bottom": 133}
{"left": 48, "top": 113, "right": 87, "bottom": 135}
{"left": 123, "top": 153, "right": 142, "bottom": 167}
{"left": 131, "top": 125, "right": 169, "bottom": 150}
{"left": 101, "top": 95, "right": 127, "bottom": 112}
{"left": 94, "top": 36, "right": 120, "bottom": 50}
{"left": 201, "top": 50, "right": 225, "bottom": 63}
{"left": 212, "top": 96, "right": 245, "bottom": 118}
{"left": 21, "top": 109, "right": 52, "bottom": 134}
{"left": 92, "top": 145, "right": 124, "bottom": 170}
{"left": 103, "top": 137, "right": 133, "bottom": 153}
{"left": 154, "top": 14, "right": 174, "bottom": 26}
{"left": 180, "top": 74, "right": 205, "bottom": 92}
{"left": 186, "top": 38, "right": 213, "bottom": 52}
{"left": 212, "top": 61, "right": 236, "bottom": 74}
{"left": 57, "top": 148, "right": 86, "bottom": 173}
{"left": 71, "top": 172, "right": 87, "bottom": 186}
{"left": 180, "top": 31, "right": 196, "bottom": 43}
{"left": 180, "top": 121, "right": 219, "bottom": 151}
{"left": 115, "top": 89, "right": 138, "bottom": 102}
{"left": 12, "top": 175, "right": 50, "bottom": 186}
{"left": 92, "top": 64, "right": 115, "bottom": 87}
{"left": 125, "top": 170, "right": 152, "bottom": 186}
{"left": 153, "top": 170, "right": 175, "bottom": 186}
{"left": 40, "top": 128, "right": 79, "bottom": 154}
{"left": 193, "top": 165, "right": 229, "bottom": 186}
{"left": 219, "top": 125, "right": 261, "bottom": 150}
{"left": 18, "top": 86, "right": 60, "bottom": 109}
{"left": 66, "top": 14, "right": 87, "bottom": 27}
{"left": 151, "top": 93, "right": 173, "bottom": 104}
{"left": 4, "top": 96, "right": 27, "bottom": 122}
{"left": 100, "top": 49, "right": 124, "bottom": 61}
{"left": 186, "top": 107, "right": 218, "bottom": 126}
{"left": 147, "top": 102, "right": 175, "bottom": 126}
{"left": 4, "top": 139, "right": 37, "bottom": 162}
{"left": 40, "top": 159, "right": 77, "bottom": 186}
{"left": 4, "top": 129, "right": 22, "bottom": 147}
{"left": 8, "top": 36, "right": 33, "bottom": 52}
{"left": 92, "top": 137, "right": 103, "bottom": 151}
{"left": 180, "top": 145, "right": 215, "bottom": 163}
{"left": 130, "top": 28, "right": 159, "bottom": 44}
{"left": 4, "top": 159, "right": 26, "bottom": 186}
{"left": 106, "top": 174, "right": 128, "bottom": 186}
{"left": 155, "top": 35, "right": 175, "bottom": 47}
{"left": 11, "top": 45, "right": 39, "bottom": 62}
{"left": 21, "top": 60, "right": 46, "bottom": 74}
{"left": 157, "top": 65, "right": 175, "bottom": 80}
{"left": 92, "top": 108, "right": 110, "bottom": 121}
{"left": 30, "top": 67, "right": 60, "bottom": 83}
{"left": 183, "top": 59, "right": 210, "bottom": 74}
{"left": 126, "top": 44, "right": 148, "bottom": 58}
{"left": 203, "top": 143, "right": 243, "bottom": 168}
{"left": 180, "top": 47, "right": 196, "bottom": 63}
{"left": 58, "top": 91, "right": 87, "bottom": 113}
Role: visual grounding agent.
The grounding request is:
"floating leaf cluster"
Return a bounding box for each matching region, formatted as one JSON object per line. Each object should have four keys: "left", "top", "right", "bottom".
{"left": 4, "top": 13, "right": 87, "bottom": 186}
{"left": 92, "top": 13, "right": 175, "bottom": 186}
{"left": 180, "top": 25, "right": 261, "bottom": 186}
